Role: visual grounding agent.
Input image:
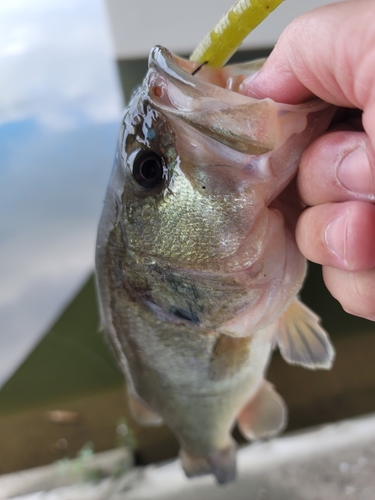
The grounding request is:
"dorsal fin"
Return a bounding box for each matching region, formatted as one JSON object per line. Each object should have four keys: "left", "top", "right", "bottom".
{"left": 277, "top": 299, "right": 335, "bottom": 370}
{"left": 237, "top": 380, "right": 287, "bottom": 440}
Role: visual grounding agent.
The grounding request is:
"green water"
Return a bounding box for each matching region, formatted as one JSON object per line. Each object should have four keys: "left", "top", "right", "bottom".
{"left": 0, "top": 276, "right": 123, "bottom": 415}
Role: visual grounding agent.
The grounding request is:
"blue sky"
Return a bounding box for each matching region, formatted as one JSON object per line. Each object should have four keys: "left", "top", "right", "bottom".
{"left": 0, "top": 0, "right": 124, "bottom": 386}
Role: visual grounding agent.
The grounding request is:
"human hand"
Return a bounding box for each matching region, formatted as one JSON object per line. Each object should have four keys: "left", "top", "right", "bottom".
{"left": 240, "top": 0, "right": 375, "bottom": 320}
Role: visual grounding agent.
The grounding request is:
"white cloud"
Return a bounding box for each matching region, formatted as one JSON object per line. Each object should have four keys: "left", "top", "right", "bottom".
{"left": 0, "top": 0, "right": 124, "bottom": 387}
{"left": 0, "top": 217, "right": 96, "bottom": 308}
{"left": 0, "top": 0, "right": 123, "bottom": 130}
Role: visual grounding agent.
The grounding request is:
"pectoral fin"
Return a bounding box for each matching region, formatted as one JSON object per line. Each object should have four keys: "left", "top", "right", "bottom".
{"left": 237, "top": 381, "right": 287, "bottom": 440}
{"left": 128, "top": 391, "right": 164, "bottom": 426}
{"left": 277, "top": 299, "right": 335, "bottom": 370}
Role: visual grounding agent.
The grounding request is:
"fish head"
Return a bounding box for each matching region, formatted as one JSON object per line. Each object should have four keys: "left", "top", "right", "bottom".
{"left": 99, "top": 46, "right": 334, "bottom": 330}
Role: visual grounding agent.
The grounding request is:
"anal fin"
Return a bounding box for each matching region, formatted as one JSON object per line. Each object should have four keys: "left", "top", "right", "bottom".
{"left": 237, "top": 380, "right": 287, "bottom": 440}
{"left": 128, "top": 391, "right": 164, "bottom": 426}
{"left": 277, "top": 299, "right": 335, "bottom": 370}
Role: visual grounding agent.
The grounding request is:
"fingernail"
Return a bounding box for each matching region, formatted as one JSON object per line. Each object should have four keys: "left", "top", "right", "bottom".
{"left": 337, "top": 146, "right": 374, "bottom": 195}
{"left": 239, "top": 71, "right": 260, "bottom": 97}
{"left": 325, "top": 215, "right": 347, "bottom": 263}
{"left": 241, "top": 71, "right": 258, "bottom": 86}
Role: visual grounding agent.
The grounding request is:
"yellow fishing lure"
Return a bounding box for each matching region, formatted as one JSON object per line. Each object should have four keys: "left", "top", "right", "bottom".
{"left": 190, "top": 0, "right": 284, "bottom": 67}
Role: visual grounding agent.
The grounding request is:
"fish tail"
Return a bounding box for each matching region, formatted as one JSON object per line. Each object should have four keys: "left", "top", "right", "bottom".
{"left": 180, "top": 440, "right": 236, "bottom": 485}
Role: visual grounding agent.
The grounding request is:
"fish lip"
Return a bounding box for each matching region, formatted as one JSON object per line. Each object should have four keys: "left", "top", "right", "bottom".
{"left": 147, "top": 45, "right": 237, "bottom": 100}
{"left": 148, "top": 45, "right": 332, "bottom": 112}
{"left": 147, "top": 45, "right": 251, "bottom": 102}
{"left": 149, "top": 46, "right": 199, "bottom": 87}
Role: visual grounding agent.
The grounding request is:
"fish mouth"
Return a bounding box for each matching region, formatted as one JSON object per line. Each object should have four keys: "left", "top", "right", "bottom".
{"left": 147, "top": 46, "right": 332, "bottom": 157}
{"left": 148, "top": 45, "right": 260, "bottom": 92}
{"left": 148, "top": 46, "right": 206, "bottom": 87}
{"left": 147, "top": 46, "right": 277, "bottom": 156}
{"left": 150, "top": 46, "right": 203, "bottom": 80}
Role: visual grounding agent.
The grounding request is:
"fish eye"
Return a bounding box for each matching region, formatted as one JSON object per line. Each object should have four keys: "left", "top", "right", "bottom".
{"left": 133, "top": 150, "right": 164, "bottom": 189}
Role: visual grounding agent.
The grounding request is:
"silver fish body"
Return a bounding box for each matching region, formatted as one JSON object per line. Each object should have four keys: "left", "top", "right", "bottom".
{"left": 95, "top": 47, "right": 335, "bottom": 484}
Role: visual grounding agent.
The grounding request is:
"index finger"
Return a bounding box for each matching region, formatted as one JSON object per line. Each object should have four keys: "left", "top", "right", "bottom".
{"left": 239, "top": 0, "right": 375, "bottom": 141}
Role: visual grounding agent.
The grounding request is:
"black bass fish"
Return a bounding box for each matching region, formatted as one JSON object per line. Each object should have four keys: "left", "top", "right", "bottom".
{"left": 95, "top": 46, "right": 335, "bottom": 484}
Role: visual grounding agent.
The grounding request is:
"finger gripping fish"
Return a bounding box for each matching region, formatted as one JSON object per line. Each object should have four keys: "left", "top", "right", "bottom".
{"left": 95, "top": 47, "right": 335, "bottom": 484}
